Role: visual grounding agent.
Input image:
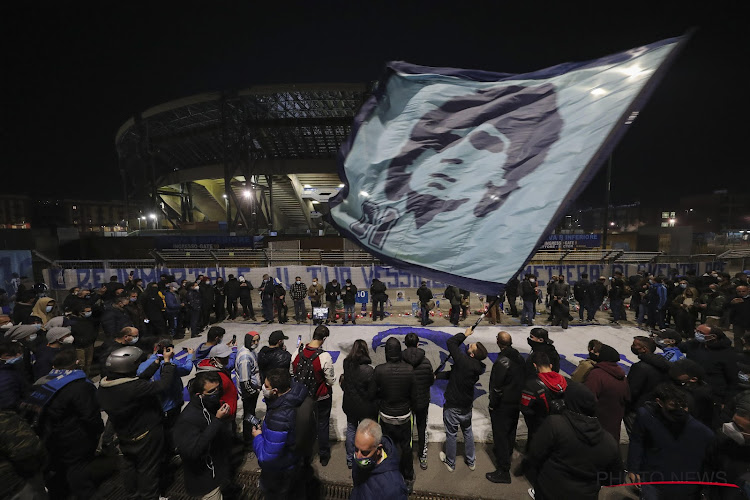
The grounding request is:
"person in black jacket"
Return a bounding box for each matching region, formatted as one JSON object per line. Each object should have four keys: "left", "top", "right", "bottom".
{"left": 729, "top": 284, "right": 750, "bottom": 353}
{"left": 342, "top": 279, "right": 358, "bottom": 325}
{"left": 97, "top": 345, "right": 176, "bottom": 500}
{"left": 173, "top": 371, "right": 236, "bottom": 499}
{"left": 350, "top": 419, "right": 409, "bottom": 500}
{"left": 438, "top": 328, "right": 487, "bottom": 473}
{"left": 257, "top": 330, "right": 292, "bottom": 384}
{"left": 97, "top": 326, "right": 139, "bottom": 377}
{"left": 259, "top": 274, "right": 275, "bottom": 323}
{"left": 520, "top": 275, "right": 539, "bottom": 326}
{"left": 374, "top": 337, "right": 417, "bottom": 486}
{"left": 525, "top": 328, "right": 560, "bottom": 378}
{"left": 679, "top": 325, "right": 739, "bottom": 403}
{"left": 324, "top": 279, "right": 341, "bottom": 324}
{"left": 187, "top": 281, "right": 202, "bottom": 338}
{"left": 341, "top": 339, "right": 378, "bottom": 469}
{"left": 273, "top": 280, "right": 288, "bottom": 324}
{"left": 486, "top": 331, "right": 525, "bottom": 484}
{"left": 66, "top": 304, "right": 97, "bottom": 376}
{"left": 625, "top": 336, "right": 670, "bottom": 435}
{"left": 224, "top": 274, "right": 241, "bottom": 320}
{"left": 707, "top": 391, "right": 750, "bottom": 499}
{"left": 32, "top": 349, "right": 104, "bottom": 499}
{"left": 505, "top": 276, "right": 520, "bottom": 317}
{"left": 416, "top": 281, "right": 433, "bottom": 326}
{"left": 198, "top": 277, "right": 215, "bottom": 329}
{"left": 238, "top": 276, "right": 256, "bottom": 320}
{"left": 668, "top": 359, "right": 716, "bottom": 428}
{"left": 525, "top": 382, "right": 623, "bottom": 500}
{"left": 370, "top": 279, "right": 387, "bottom": 321}
{"left": 213, "top": 277, "right": 226, "bottom": 322}
{"left": 101, "top": 296, "right": 134, "bottom": 338}
{"left": 401, "top": 332, "right": 435, "bottom": 470}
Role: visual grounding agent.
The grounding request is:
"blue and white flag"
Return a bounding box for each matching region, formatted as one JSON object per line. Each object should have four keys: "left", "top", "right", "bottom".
{"left": 328, "top": 36, "right": 687, "bottom": 295}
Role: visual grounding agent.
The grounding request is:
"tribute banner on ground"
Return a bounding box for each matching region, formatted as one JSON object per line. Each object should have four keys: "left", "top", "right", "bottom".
{"left": 328, "top": 36, "right": 687, "bottom": 295}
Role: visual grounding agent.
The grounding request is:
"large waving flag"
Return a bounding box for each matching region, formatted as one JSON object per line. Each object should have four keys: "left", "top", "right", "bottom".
{"left": 328, "top": 36, "right": 688, "bottom": 295}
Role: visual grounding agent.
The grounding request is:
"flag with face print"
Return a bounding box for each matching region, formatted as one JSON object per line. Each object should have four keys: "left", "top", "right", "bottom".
{"left": 328, "top": 36, "right": 687, "bottom": 295}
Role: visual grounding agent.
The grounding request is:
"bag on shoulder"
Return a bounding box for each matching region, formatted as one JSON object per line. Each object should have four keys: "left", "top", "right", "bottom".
{"left": 294, "top": 347, "right": 323, "bottom": 398}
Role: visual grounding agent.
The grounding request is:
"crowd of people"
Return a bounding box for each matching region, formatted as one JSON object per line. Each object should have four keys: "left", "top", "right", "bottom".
{"left": 1, "top": 268, "right": 749, "bottom": 500}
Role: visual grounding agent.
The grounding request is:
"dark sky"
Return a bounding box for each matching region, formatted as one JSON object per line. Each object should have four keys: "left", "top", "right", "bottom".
{"left": 4, "top": 2, "right": 746, "bottom": 208}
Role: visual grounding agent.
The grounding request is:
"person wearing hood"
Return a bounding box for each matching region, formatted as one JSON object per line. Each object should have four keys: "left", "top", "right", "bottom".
{"left": 401, "top": 332, "right": 434, "bottom": 470}
{"left": 374, "top": 337, "right": 417, "bottom": 488}
{"left": 370, "top": 278, "right": 387, "bottom": 322}
{"left": 524, "top": 382, "right": 623, "bottom": 500}
{"left": 679, "top": 324, "right": 739, "bottom": 402}
{"left": 439, "top": 328, "right": 487, "bottom": 474}
{"left": 29, "top": 296, "right": 56, "bottom": 325}
{"left": 237, "top": 275, "right": 256, "bottom": 320}
{"left": 197, "top": 343, "right": 239, "bottom": 417}
{"left": 521, "top": 351, "right": 568, "bottom": 448}
{"left": 652, "top": 328, "right": 685, "bottom": 362}
{"left": 486, "top": 331, "right": 525, "bottom": 484}
{"left": 259, "top": 274, "right": 275, "bottom": 323}
{"left": 224, "top": 274, "right": 240, "bottom": 320}
{"left": 583, "top": 344, "right": 630, "bottom": 442}
{"left": 97, "top": 345, "right": 176, "bottom": 500}
{"left": 236, "top": 331, "right": 262, "bottom": 450}
{"left": 350, "top": 419, "right": 409, "bottom": 500}
{"left": 251, "top": 368, "right": 310, "bottom": 498}
{"left": 525, "top": 328, "right": 560, "bottom": 378}
{"left": 173, "top": 371, "right": 236, "bottom": 499}
{"left": 698, "top": 283, "right": 728, "bottom": 324}
{"left": 257, "top": 330, "right": 292, "bottom": 383}
{"left": 626, "top": 335, "right": 670, "bottom": 435}
{"left": 669, "top": 359, "right": 716, "bottom": 428}
{"left": 627, "top": 382, "right": 714, "bottom": 500}
{"left": 570, "top": 339, "right": 603, "bottom": 383}
{"left": 21, "top": 349, "right": 103, "bottom": 499}
{"left": 212, "top": 277, "right": 226, "bottom": 322}
{"left": 32, "top": 326, "right": 74, "bottom": 380}
{"left": 101, "top": 296, "right": 135, "bottom": 338}
{"left": 342, "top": 340, "right": 378, "bottom": 469}
{"left": 707, "top": 390, "right": 750, "bottom": 499}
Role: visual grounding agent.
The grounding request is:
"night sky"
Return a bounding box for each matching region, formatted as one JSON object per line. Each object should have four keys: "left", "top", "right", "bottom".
{"left": 4, "top": 2, "right": 746, "bottom": 208}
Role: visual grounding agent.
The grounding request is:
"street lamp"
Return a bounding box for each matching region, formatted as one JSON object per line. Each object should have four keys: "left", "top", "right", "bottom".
{"left": 243, "top": 190, "right": 251, "bottom": 199}
{"left": 149, "top": 213, "right": 157, "bottom": 230}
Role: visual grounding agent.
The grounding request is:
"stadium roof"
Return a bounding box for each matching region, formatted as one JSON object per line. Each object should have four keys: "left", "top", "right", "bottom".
{"left": 116, "top": 83, "right": 372, "bottom": 235}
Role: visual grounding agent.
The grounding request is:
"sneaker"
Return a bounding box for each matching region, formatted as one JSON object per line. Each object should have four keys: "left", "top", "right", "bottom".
{"left": 486, "top": 470, "right": 511, "bottom": 483}
{"left": 405, "top": 479, "right": 415, "bottom": 495}
{"left": 419, "top": 454, "right": 428, "bottom": 470}
{"left": 439, "top": 451, "right": 454, "bottom": 472}
{"left": 528, "top": 487, "right": 535, "bottom": 499}
{"left": 464, "top": 459, "right": 476, "bottom": 471}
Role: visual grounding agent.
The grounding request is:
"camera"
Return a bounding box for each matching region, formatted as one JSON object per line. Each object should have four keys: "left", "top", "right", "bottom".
{"left": 244, "top": 414, "right": 261, "bottom": 428}
{"left": 158, "top": 342, "right": 174, "bottom": 355}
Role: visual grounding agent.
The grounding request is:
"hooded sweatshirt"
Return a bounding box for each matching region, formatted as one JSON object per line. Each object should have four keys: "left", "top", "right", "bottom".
{"left": 583, "top": 345, "right": 629, "bottom": 442}
{"left": 30, "top": 297, "right": 55, "bottom": 325}
{"left": 196, "top": 359, "right": 238, "bottom": 416}
{"left": 521, "top": 371, "right": 568, "bottom": 441}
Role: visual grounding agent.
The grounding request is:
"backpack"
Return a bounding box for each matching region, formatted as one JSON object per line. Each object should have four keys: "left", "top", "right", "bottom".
{"left": 294, "top": 347, "right": 323, "bottom": 398}
{"left": 537, "top": 379, "right": 566, "bottom": 414}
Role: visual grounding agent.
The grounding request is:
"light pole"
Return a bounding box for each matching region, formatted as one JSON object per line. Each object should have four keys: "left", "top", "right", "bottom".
{"left": 149, "top": 213, "right": 157, "bottom": 230}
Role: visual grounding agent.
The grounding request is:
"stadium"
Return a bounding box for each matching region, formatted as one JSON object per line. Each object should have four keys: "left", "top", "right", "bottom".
{"left": 116, "top": 83, "right": 371, "bottom": 235}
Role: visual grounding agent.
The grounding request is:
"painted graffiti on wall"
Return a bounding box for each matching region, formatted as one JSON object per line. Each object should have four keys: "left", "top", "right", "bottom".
{"left": 44, "top": 261, "right": 725, "bottom": 292}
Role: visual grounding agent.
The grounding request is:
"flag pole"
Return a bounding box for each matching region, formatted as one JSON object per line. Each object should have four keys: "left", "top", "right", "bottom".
{"left": 601, "top": 154, "right": 613, "bottom": 249}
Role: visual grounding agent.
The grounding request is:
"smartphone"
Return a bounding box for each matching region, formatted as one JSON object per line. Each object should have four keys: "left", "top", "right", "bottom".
{"left": 231, "top": 334, "right": 237, "bottom": 345}
{"left": 297, "top": 335, "right": 302, "bottom": 348}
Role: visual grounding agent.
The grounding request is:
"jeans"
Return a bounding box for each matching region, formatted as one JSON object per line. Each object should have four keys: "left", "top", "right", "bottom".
{"left": 316, "top": 397, "right": 332, "bottom": 459}
{"left": 167, "top": 312, "right": 178, "bottom": 336}
{"left": 521, "top": 300, "right": 535, "bottom": 324}
{"left": 443, "top": 406, "right": 475, "bottom": 468}
{"left": 293, "top": 299, "right": 306, "bottom": 322}
{"left": 490, "top": 405, "right": 519, "bottom": 472}
{"left": 610, "top": 298, "right": 624, "bottom": 321}
{"left": 381, "top": 419, "right": 414, "bottom": 480}
{"left": 75, "top": 345, "right": 94, "bottom": 376}
{"left": 345, "top": 419, "right": 357, "bottom": 464}
{"left": 343, "top": 304, "right": 355, "bottom": 322}
{"left": 420, "top": 304, "right": 430, "bottom": 325}
{"left": 637, "top": 303, "right": 648, "bottom": 325}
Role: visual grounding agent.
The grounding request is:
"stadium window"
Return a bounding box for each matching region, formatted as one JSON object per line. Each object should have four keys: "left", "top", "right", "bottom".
{"left": 661, "top": 212, "right": 669, "bottom": 218}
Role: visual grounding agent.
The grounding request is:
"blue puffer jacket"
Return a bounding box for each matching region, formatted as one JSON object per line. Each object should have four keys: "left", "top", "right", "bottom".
{"left": 351, "top": 435, "right": 408, "bottom": 500}
{"left": 253, "top": 381, "right": 307, "bottom": 470}
{"left": 137, "top": 354, "right": 193, "bottom": 412}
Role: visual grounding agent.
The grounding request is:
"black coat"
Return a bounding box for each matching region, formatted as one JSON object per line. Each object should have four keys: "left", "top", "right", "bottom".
{"left": 96, "top": 361, "right": 174, "bottom": 440}
{"left": 679, "top": 338, "right": 739, "bottom": 400}
{"left": 341, "top": 359, "right": 378, "bottom": 422}
{"left": 443, "top": 333, "right": 485, "bottom": 409}
{"left": 729, "top": 296, "right": 750, "bottom": 328}
{"left": 708, "top": 430, "right": 750, "bottom": 498}
{"left": 521, "top": 280, "right": 537, "bottom": 301}
{"left": 101, "top": 307, "right": 134, "bottom": 337}
{"left": 224, "top": 278, "right": 241, "bottom": 299}
{"left": 374, "top": 339, "right": 416, "bottom": 416}
{"left": 42, "top": 377, "right": 103, "bottom": 464}
{"left": 588, "top": 281, "right": 607, "bottom": 305}
{"left": 489, "top": 346, "right": 525, "bottom": 408}
{"left": 199, "top": 283, "right": 215, "bottom": 304}
{"left": 416, "top": 286, "right": 433, "bottom": 305}
{"left": 173, "top": 398, "right": 234, "bottom": 497}
{"left": 257, "top": 346, "right": 292, "bottom": 384}
{"left": 324, "top": 282, "right": 341, "bottom": 302}
{"left": 342, "top": 284, "right": 358, "bottom": 305}
{"left": 526, "top": 412, "right": 622, "bottom": 500}
{"left": 65, "top": 316, "right": 97, "bottom": 349}
{"left": 401, "top": 347, "right": 434, "bottom": 410}
{"left": 627, "top": 353, "right": 670, "bottom": 411}
{"left": 525, "top": 341, "right": 561, "bottom": 378}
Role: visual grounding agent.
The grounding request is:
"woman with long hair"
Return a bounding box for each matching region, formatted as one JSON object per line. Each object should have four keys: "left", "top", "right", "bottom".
{"left": 341, "top": 339, "right": 378, "bottom": 468}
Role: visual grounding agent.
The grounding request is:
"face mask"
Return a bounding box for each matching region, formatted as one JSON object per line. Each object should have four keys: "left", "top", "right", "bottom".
{"left": 129, "top": 297, "right": 137, "bottom": 302}
{"left": 738, "top": 371, "right": 749, "bottom": 383}
{"left": 62, "top": 336, "right": 74, "bottom": 344}
{"left": 45, "top": 305, "right": 53, "bottom": 313}
{"left": 27, "top": 334, "right": 38, "bottom": 342}
{"left": 655, "top": 339, "right": 666, "bottom": 348}
{"left": 529, "top": 278, "right": 535, "bottom": 283}
{"left": 680, "top": 283, "right": 687, "bottom": 288}
{"left": 721, "top": 422, "right": 748, "bottom": 445}
{"left": 527, "top": 338, "right": 540, "bottom": 348}
{"left": 694, "top": 332, "right": 706, "bottom": 343}
{"left": 193, "top": 286, "right": 199, "bottom": 290}
{"left": 262, "top": 387, "right": 276, "bottom": 400}
{"left": 313, "top": 281, "right": 318, "bottom": 285}
{"left": 128, "top": 336, "right": 139, "bottom": 345}
{"left": 296, "top": 280, "right": 301, "bottom": 284}
{"left": 83, "top": 311, "right": 92, "bottom": 318}
{"left": 355, "top": 448, "right": 382, "bottom": 471}
{"left": 200, "top": 393, "right": 222, "bottom": 412}
{"left": 6, "top": 355, "right": 22, "bottom": 365}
